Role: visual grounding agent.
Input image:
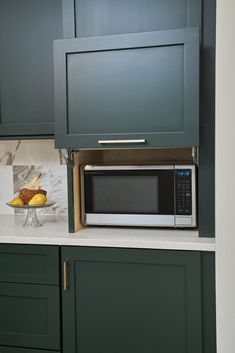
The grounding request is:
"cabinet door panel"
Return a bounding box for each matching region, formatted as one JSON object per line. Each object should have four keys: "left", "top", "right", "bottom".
{"left": 0, "top": 283, "right": 60, "bottom": 350}
{"left": 61, "top": 247, "right": 202, "bottom": 353}
{"left": 54, "top": 28, "right": 199, "bottom": 149}
{"left": 63, "top": 0, "right": 201, "bottom": 38}
{"left": 0, "top": 245, "right": 59, "bottom": 285}
{"left": 0, "top": 0, "right": 63, "bottom": 137}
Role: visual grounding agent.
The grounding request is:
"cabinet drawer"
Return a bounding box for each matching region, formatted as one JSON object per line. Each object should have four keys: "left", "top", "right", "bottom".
{"left": 0, "top": 348, "right": 60, "bottom": 353}
{"left": 0, "top": 283, "right": 60, "bottom": 350}
{"left": 0, "top": 245, "right": 59, "bottom": 285}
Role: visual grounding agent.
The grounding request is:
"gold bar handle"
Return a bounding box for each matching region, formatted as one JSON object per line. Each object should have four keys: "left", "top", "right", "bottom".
{"left": 63, "top": 260, "right": 69, "bottom": 291}
{"left": 98, "top": 139, "right": 146, "bottom": 145}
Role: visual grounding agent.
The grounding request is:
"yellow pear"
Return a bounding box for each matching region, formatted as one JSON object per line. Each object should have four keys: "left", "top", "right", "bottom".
{"left": 10, "top": 197, "right": 24, "bottom": 206}
{"left": 28, "top": 194, "right": 47, "bottom": 206}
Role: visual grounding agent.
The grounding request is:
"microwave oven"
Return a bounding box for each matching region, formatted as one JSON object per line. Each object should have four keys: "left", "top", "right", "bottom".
{"left": 81, "top": 165, "right": 196, "bottom": 228}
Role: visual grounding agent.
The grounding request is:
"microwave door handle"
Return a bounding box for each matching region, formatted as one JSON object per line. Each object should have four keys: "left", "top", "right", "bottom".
{"left": 98, "top": 139, "right": 146, "bottom": 145}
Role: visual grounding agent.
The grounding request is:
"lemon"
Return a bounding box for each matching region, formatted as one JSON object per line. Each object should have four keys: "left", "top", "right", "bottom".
{"left": 28, "top": 194, "right": 47, "bottom": 206}
{"left": 10, "top": 197, "right": 24, "bottom": 206}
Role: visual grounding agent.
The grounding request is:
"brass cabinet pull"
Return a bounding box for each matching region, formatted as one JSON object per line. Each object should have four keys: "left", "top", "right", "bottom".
{"left": 63, "top": 260, "right": 69, "bottom": 291}
{"left": 98, "top": 139, "right": 146, "bottom": 144}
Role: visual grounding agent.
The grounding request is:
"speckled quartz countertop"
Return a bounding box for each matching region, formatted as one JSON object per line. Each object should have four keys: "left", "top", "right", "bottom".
{"left": 0, "top": 215, "right": 215, "bottom": 251}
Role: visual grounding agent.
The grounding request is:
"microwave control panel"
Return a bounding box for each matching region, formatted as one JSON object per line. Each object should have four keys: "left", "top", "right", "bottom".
{"left": 175, "top": 169, "right": 192, "bottom": 215}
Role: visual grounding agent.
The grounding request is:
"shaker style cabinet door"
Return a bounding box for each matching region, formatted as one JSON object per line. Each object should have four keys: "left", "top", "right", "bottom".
{"left": 0, "top": 283, "right": 60, "bottom": 350}
{"left": 54, "top": 28, "right": 199, "bottom": 149}
{"left": 0, "top": 0, "right": 63, "bottom": 138}
{"left": 61, "top": 247, "right": 202, "bottom": 353}
{"left": 0, "top": 244, "right": 61, "bottom": 352}
{"left": 62, "top": 0, "right": 202, "bottom": 38}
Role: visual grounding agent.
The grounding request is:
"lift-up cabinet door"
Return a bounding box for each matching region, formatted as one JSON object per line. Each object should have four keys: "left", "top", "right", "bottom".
{"left": 54, "top": 28, "right": 199, "bottom": 149}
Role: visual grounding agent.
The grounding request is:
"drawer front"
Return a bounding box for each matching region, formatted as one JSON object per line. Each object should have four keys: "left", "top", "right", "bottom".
{"left": 0, "top": 245, "right": 59, "bottom": 285}
{"left": 0, "top": 347, "right": 60, "bottom": 353}
{"left": 0, "top": 283, "right": 60, "bottom": 350}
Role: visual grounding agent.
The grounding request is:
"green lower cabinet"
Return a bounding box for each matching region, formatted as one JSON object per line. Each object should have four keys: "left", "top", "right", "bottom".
{"left": 0, "top": 283, "right": 60, "bottom": 350}
{"left": 61, "top": 247, "right": 205, "bottom": 353}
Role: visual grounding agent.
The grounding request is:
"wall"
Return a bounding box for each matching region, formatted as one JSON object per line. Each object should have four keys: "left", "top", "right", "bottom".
{"left": 0, "top": 140, "right": 67, "bottom": 215}
{"left": 216, "top": 0, "right": 235, "bottom": 352}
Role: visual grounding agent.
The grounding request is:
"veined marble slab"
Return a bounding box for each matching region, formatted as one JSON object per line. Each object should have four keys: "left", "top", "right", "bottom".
{"left": 0, "top": 166, "right": 14, "bottom": 214}
{"left": 0, "top": 140, "right": 66, "bottom": 166}
{"left": 0, "top": 215, "right": 216, "bottom": 251}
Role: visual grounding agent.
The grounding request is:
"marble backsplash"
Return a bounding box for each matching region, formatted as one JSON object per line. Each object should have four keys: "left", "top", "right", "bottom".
{"left": 0, "top": 140, "right": 67, "bottom": 215}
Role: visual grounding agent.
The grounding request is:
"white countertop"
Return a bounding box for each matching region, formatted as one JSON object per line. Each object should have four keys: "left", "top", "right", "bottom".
{"left": 0, "top": 215, "right": 215, "bottom": 251}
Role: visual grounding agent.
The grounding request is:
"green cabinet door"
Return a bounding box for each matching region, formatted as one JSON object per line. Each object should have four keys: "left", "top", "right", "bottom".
{"left": 0, "top": 283, "right": 60, "bottom": 350}
{"left": 54, "top": 28, "right": 199, "bottom": 149}
{"left": 62, "top": 0, "right": 201, "bottom": 38}
{"left": 0, "top": 0, "right": 63, "bottom": 138}
{"left": 61, "top": 247, "right": 202, "bottom": 353}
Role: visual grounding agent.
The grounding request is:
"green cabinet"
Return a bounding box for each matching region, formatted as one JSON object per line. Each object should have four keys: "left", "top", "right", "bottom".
{"left": 0, "top": 244, "right": 216, "bottom": 353}
{"left": 0, "top": 283, "right": 60, "bottom": 350}
{"left": 54, "top": 28, "right": 199, "bottom": 149}
{"left": 55, "top": 0, "right": 202, "bottom": 149}
{"left": 60, "top": 0, "right": 216, "bottom": 237}
{"left": 63, "top": 0, "right": 202, "bottom": 38}
{"left": 61, "top": 246, "right": 210, "bottom": 353}
{"left": 0, "top": 244, "right": 60, "bottom": 352}
{"left": 0, "top": 0, "right": 63, "bottom": 138}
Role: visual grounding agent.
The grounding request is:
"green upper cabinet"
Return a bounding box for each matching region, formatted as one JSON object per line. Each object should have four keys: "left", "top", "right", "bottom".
{"left": 62, "top": 0, "right": 202, "bottom": 38}
{"left": 0, "top": 0, "right": 63, "bottom": 138}
{"left": 54, "top": 28, "right": 200, "bottom": 149}
{"left": 61, "top": 247, "right": 203, "bottom": 353}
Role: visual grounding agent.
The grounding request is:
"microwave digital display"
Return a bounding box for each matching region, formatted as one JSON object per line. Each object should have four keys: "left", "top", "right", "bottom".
{"left": 177, "top": 170, "right": 191, "bottom": 177}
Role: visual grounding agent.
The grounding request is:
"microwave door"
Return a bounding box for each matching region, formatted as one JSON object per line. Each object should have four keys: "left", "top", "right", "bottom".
{"left": 83, "top": 169, "right": 175, "bottom": 227}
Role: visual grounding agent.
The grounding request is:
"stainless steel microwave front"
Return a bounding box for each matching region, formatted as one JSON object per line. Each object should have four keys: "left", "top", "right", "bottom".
{"left": 81, "top": 165, "right": 196, "bottom": 228}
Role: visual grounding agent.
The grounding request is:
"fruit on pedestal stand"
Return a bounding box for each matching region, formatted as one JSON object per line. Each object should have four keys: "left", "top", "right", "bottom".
{"left": 8, "top": 174, "right": 48, "bottom": 206}
{"left": 19, "top": 174, "right": 47, "bottom": 205}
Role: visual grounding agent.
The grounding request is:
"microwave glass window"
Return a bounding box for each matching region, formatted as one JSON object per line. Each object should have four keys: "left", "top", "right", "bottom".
{"left": 91, "top": 175, "right": 159, "bottom": 213}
